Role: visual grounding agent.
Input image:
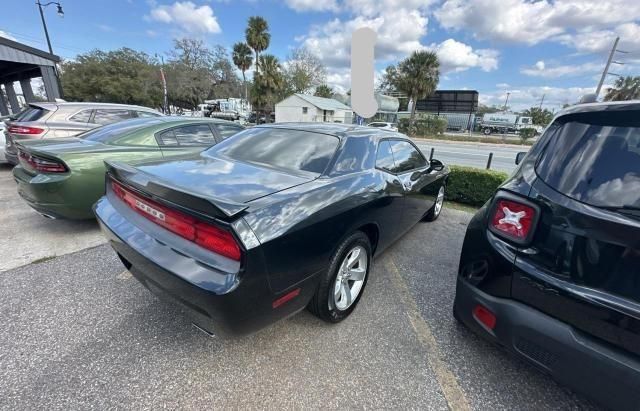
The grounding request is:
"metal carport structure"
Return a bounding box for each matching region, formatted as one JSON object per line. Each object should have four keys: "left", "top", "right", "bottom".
{"left": 0, "top": 36, "right": 61, "bottom": 116}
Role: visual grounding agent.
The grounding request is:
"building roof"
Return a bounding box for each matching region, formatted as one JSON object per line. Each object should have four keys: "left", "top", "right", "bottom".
{"left": 0, "top": 36, "right": 60, "bottom": 64}
{"left": 292, "top": 94, "right": 352, "bottom": 111}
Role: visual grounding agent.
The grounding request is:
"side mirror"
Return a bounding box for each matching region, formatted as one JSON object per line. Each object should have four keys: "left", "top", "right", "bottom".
{"left": 515, "top": 152, "right": 527, "bottom": 165}
{"left": 429, "top": 158, "right": 445, "bottom": 172}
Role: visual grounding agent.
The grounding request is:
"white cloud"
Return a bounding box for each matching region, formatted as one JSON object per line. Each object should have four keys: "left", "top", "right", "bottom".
{"left": 431, "top": 38, "right": 499, "bottom": 73}
{"left": 147, "top": 1, "right": 221, "bottom": 34}
{"left": 285, "top": 0, "right": 339, "bottom": 12}
{"left": 300, "top": 9, "right": 428, "bottom": 68}
{"left": 556, "top": 22, "right": 640, "bottom": 54}
{"left": 521, "top": 60, "right": 602, "bottom": 78}
{"left": 435, "top": 0, "right": 640, "bottom": 46}
{"left": 0, "top": 30, "right": 16, "bottom": 41}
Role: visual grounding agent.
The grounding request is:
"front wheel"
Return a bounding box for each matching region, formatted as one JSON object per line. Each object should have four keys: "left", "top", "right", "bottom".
{"left": 423, "top": 185, "right": 445, "bottom": 222}
{"left": 308, "top": 231, "right": 372, "bottom": 323}
{"left": 483, "top": 127, "right": 492, "bottom": 135}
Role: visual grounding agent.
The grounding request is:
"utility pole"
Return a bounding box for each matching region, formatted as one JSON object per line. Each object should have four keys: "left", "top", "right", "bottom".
{"left": 595, "top": 37, "right": 620, "bottom": 99}
{"left": 156, "top": 54, "right": 169, "bottom": 114}
{"left": 503, "top": 92, "right": 511, "bottom": 112}
{"left": 538, "top": 94, "right": 545, "bottom": 110}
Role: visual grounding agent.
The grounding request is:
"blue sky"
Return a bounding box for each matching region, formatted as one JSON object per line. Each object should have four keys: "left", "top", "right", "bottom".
{"left": 1, "top": 0, "right": 639, "bottom": 111}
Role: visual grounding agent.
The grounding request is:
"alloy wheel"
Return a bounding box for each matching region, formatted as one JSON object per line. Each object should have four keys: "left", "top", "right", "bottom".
{"left": 330, "top": 245, "right": 368, "bottom": 311}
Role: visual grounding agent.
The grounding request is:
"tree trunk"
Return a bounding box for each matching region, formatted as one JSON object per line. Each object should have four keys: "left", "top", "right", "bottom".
{"left": 409, "top": 95, "right": 417, "bottom": 127}
{"left": 255, "top": 51, "right": 260, "bottom": 75}
{"left": 242, "top": 71, "right": 247, "bottom": 102}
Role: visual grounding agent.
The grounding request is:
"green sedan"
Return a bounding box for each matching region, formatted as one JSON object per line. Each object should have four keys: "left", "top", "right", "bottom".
{"left": 12, "top": 117, "right": 244, "bottom": 219}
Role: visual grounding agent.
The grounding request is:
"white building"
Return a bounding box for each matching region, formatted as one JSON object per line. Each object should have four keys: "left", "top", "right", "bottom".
{"left": 275, "top": 94, "right": 353, "bottom": 123}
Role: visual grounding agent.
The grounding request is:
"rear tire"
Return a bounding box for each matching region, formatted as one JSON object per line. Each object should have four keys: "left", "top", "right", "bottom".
{"left": 483, "top": 127, "right": 492, "bottom": 135}
{"left": 423, "top": 185, "right": 445, "bottom": 222}
{"left": 308, "top": 231, "right": 372, "bottom": 323}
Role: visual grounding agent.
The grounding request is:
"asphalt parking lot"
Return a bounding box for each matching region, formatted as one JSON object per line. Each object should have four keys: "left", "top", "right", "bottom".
{"left": 0, "top": 195, "right": 595, "bottom": 409}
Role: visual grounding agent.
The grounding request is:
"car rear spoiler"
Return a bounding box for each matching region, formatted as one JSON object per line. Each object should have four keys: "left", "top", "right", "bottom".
{"left": 105, "top": 160, "right": 249, "bottom": 220}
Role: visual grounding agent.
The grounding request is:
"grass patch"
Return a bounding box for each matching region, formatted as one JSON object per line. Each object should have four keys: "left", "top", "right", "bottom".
{"left": 413, "top": 134, "right": 535, "bottom": 146}
{"left": 31, "top": 255, "right": 57, "bottom": 264}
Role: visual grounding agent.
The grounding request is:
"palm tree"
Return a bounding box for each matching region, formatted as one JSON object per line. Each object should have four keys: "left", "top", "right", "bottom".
{"left": 252, "top": 54, "right": 283, "bottom": 123}
{"left": 396, "top": 51, "right": 440, "bottom": 126}
{"left": 245, "top": 16, "right": 270, "bottom": 75}
{"left": 604, "top": 76, "right": 640, "bottom": 101}
{"left": 232, "top": 42, "right": 253, "bottom": 101}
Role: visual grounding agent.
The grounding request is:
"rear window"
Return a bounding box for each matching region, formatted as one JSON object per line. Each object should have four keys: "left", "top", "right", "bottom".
{"left": 13, "top": 105, "right": 49, "bottom": 122}
{"left": 535, "top": 110, "right": 640, "bottom": 208}
{"left": 206, "top": 127, "right": 339, "bottom": 175}
{"left": 82, "top": 118, "right": 162, "bottom": 143}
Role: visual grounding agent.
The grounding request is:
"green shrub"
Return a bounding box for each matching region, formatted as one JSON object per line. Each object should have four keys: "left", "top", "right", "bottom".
{"left": 519, "top": 127, "right": 536, "bottom": 141}
{"left": 445, "top": 166, "right": 509, "bottom": 207}
{"left": 398, "top": 116, "right": 448, "bottom": 136}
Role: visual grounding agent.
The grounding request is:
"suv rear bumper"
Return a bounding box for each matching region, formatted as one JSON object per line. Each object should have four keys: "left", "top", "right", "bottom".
{"left": 454, "top": 277, "right": 640, "bottom": 411}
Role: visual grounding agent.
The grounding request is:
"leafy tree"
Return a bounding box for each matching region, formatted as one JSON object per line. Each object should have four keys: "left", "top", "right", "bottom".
{"left": 232, "top": 42, "right": 253, "bottom": 101}
{"left": 314, "top": 84, "right": 334, "bottom": 98}
{"left": 60, "top": 48, "right": 162, "bottom": 108}
{"left": 164, "top": 40, "right": 241, "bottom": 110}
{"left": 245, "top": 16, "right": 270, "bottom": 75}
{"left": 251, "top": 54, "right": 284, "bottom": 123}
{"left": 604, "top": 76, "right": 640, "bottom": 101}
{"left": 283, "top": 47, "right": 326, "bottom": 94}
{"left": 388, "top": 51, "right": 439, "bottom": 126}
{"left": 377, "top": 65, "right": 398, "bottom": 94}
{"left": 521, "top": 106, "right": 554, "bottom": 126}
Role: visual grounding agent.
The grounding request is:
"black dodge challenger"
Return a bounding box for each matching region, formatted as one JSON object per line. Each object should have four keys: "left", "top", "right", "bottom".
{"left": 95, "top": 123, "right": 449, "bottom": 335}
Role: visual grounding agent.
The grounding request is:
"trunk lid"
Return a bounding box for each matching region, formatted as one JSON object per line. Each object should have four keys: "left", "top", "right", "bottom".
{"left": 106, "top": 154, "right": 314, "bottom": 219}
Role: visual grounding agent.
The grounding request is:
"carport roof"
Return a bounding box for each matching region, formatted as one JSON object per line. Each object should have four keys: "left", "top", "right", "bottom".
{"left": 294, "top": 93, "right": 352, "bottom": 111}
{"left": 0, "top": 36, "right": 60, "bottom": 66}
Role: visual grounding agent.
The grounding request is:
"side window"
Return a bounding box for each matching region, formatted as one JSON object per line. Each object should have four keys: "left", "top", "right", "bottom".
{"left": 173, "top": 124, "right": 216, "bottom": 146}
{"left": 69, "top": 109, "right": 92, "bottom": 123}
{"left": 390, "top": 141, "right": 427, "bottom": 173}
{"left": 157, "top": 130, "right": 178, "bottom": 146}
{"left": 92, "top": 109, "right": 134, "bottom": 125}
{"left": 213, "top": 124, "right": 243, "bottom": 140}
{"left": 302, "top": 107, "right": 308, "bottom": 114}
{"left": 375, "top": 140, "right": 396, "bottom": 172}
{"left": 136, "top": 111, "right": 161, "bottom": 118}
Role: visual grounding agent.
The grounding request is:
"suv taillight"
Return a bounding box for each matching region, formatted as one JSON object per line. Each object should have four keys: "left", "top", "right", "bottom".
{"left": 489, "top": 196, "right": 538, "bottom": 244}
{"left": 8, "top": 125, "right": 44, "bottom": 135}
{"left": 19, "top": 150, "right": 67, "bottom": 173}
{"left": 111, "top": 179, "right": 242, "bottom": 261}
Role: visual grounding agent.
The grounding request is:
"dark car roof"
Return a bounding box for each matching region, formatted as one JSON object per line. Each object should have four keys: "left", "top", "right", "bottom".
{"left": 255, "top": 122, "right": 406, "bottom": 140}
{"left": 557, "top": 100, "right": 640, "bottom": 117}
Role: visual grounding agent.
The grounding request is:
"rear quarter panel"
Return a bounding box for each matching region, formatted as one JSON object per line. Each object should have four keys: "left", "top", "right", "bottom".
{"left": 243, "top": 171, "right": 398, "bottom": 293}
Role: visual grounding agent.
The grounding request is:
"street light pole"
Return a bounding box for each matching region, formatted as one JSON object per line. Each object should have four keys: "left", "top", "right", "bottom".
{"left": 36, "top": 1, "right": 64, "bottom": 55}
{"left": 503, "top": 92, "right": 511, "bottom": 111}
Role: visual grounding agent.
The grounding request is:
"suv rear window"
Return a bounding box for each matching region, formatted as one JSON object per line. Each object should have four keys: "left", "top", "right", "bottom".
{"left": 207, "top": 127, "right": 339, "bottom": 175}
{"left": 13, "top": 105, "right": 49, "bottom": 122}
{"left": 536, "top": 110, "right": 640, "bottom": 209}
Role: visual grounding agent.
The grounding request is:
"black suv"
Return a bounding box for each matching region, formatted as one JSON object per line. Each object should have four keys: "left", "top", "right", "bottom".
{"left": 454, "top": 101, "right": 640, "bottom": 410}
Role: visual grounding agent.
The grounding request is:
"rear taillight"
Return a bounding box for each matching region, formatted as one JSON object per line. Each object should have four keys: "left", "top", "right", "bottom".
{"left": 473, "top": 304, "right": 496, "bottom": 330}
{"left": 18, "top": 150, "right": 67, "bottom": 173}
{"left": 8, "top": 125, "right": 44, "bottom": 135}
{"left": 111, "top": 180, "right": 242, "bottom": 261}
{"left": 489, "top": 197, "right": 537, "bottom": 243}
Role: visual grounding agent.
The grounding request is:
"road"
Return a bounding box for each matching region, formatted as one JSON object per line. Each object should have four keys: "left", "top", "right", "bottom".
{"left": 413, "top": 140, "right": 529, "bottom": 173}
{"left": 0, "top": 208, "right": 595, "bottom": 410}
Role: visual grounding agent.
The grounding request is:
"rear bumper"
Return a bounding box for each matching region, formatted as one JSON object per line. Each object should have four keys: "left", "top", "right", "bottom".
{"left": 12, "top": 165, "right": 92, "bottom": 219}
{"left": 94, "top": 195, "right": 318, "bottom": 336}
{"left": 454, "top": 278, "right": 640, "bottom": 411}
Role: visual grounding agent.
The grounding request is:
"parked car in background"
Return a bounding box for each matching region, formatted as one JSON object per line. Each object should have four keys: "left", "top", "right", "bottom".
{"left": 454, "top": 101, "right": 640, "bottom": 410}
{"left": 4, "top": 102, "right": 163, "bottom": 165}
{"left": 95, "top": 123, "right": 449, "bottom": 336}
{"left": 0, "top": 119, "right": 6, "bottom": 164}
{"left": 13, "top": 117, "right": 244, "bottom": 219}
{"left": 367, "top": 121, "right": 398, "bottom": 131}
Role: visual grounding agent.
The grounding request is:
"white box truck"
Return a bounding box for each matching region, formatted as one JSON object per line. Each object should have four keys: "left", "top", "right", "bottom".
{"left": 480, "top": 113, "right": 537, "bottom": 135}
